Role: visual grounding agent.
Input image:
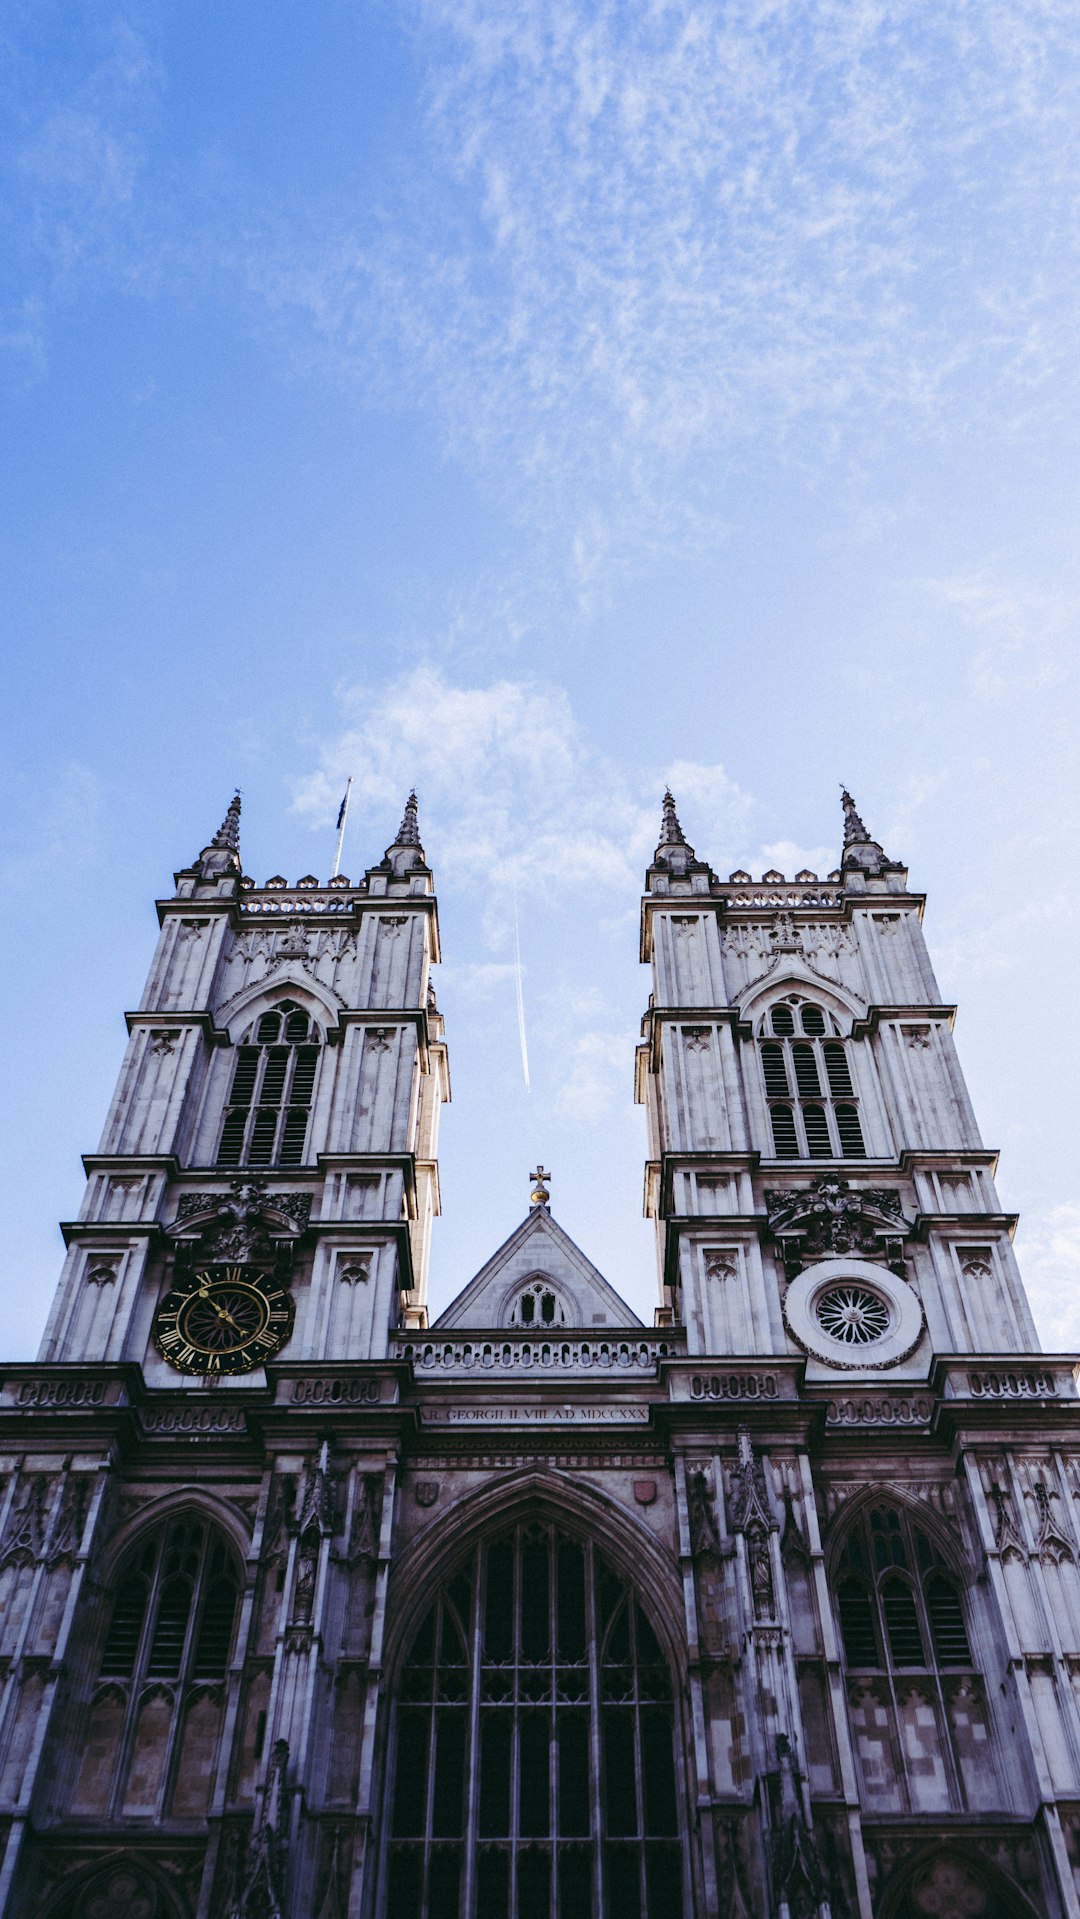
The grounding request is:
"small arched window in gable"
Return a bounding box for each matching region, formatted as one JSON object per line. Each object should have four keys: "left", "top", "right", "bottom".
{"left": 509, "top": 1279, "right": 567, "bottom": 1328}
{"left": 760, "top": 997, "right": 866, "bottom": 1160}
{"left": 217, "top": 999, "right": 321, "bottom": 1169}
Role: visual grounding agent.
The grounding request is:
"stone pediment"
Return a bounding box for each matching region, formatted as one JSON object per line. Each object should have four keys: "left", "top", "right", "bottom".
{"left": 433, "top": 1208, "right": 643, "bottom": 1332}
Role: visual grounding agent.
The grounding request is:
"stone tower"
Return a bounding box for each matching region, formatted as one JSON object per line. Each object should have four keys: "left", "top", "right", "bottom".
{"left": 0, "top": 785, "right": 1077, "bottom": 1919}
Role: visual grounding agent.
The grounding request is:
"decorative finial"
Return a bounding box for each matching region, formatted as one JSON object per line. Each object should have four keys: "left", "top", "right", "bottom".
{"left": 658, "top": 789, "right": 687, "bottom": 847}
{"left": 396, "top": 789, "right": 421, "bottom": 847}
{"left": 379, "top": 789, "right": 428, "bottom": 876}
{"left": 651, "top": 789, "right": 698, "bottom": 876}
{"left": 188, "top": 789, "right": 242, "bottom": 887}
{"left": 529, "top": 1164, "right": 551, "bottom": 1209}
{"left": 839, "top": 786, "right": 870, "bottom": 846}
{"left": 837, "top": 784, "right": 902, "bottom": 879}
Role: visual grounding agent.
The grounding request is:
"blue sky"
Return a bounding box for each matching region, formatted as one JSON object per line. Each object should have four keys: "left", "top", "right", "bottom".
{"left": 2, "top": 0, "right": 1079, "bottom": 1352}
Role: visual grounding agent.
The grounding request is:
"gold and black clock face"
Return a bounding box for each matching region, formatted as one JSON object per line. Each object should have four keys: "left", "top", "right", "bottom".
{"left": 153, "top": 1265, "right": 295, "bottom": 1375}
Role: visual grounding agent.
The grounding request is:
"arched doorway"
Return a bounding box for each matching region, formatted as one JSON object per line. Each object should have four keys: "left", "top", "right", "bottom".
{"left": 382, "top": 1517, "right": 687, "bottom": 1919}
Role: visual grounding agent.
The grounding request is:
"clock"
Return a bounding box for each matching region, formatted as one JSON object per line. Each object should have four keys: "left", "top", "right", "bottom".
{"left": 153, "top": 1265, "right": 295, "bottom": 1375}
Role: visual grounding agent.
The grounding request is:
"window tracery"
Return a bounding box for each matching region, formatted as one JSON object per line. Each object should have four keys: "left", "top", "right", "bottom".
{"left": 216, "top": 999, "right": 321, "bottom": 1168}
{"left": 385, "top": 1522, "right": 684, "bottom": 1919}
{"left": 759, "top": 998, "right": 866, "bottom": 1160}
{"left": 71, "top": 1516, "right": 239, "bottom": 1820}
{"left": 833, "top": 1504, "right": 994, "bottom": 1814}
{"left": 508, "top": 1280, "right": 567, "bottom": 1329}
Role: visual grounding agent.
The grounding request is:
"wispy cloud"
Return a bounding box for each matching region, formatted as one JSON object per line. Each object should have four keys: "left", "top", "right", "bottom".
{"left": 250, "top": 0, "right": 1080, "bottom": 573}
{"left": 292, "top": 663, "right": 753, "bottom": 921}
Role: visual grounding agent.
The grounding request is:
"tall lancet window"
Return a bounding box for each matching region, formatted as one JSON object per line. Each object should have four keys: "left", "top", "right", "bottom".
{"left": 385, "top": 1522, "right": 685, "bottom": 1919}
{"left": 217, "top": 999, "right": 321, "bottom": 1168}
{"left": 71, "top": 1516, "right": 239, "bottom": 1820}
{"left": 760, "top": 998, "right": 866, "bottom": 1159}
{"left": 833, "top": 1504, "right": 997, "bottom": 1815}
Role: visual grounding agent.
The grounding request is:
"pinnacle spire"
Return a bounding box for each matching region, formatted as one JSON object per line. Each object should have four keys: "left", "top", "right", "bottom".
{"left": 838, "top": 784, "right": 902, "bottom": 879}
{"left": 658, "top": 789, "right": 688, "bottom": 849}
{"left": 379, "top": 789, "right": 428, "bottom": 877}
{"left": 395, "top": 789, "right": 422, "bottom": 848}
{"left": 184, "top": 788, "right": 243, "bottom": 890}
{"left": 648, "top": 787, "right": 708, "bottom": 885}
{"left": 840, "top": 786, "right": 870, "bottom": 847}
{"left": 211, "top": 790, "right": 242, "bottom": 852}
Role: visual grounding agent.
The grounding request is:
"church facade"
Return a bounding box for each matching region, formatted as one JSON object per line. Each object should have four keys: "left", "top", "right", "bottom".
{"left": 0, "top": 786, "right": 1078, "bottom": 1919}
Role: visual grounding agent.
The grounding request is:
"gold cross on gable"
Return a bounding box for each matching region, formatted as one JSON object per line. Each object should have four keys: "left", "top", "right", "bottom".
{"left": 529, "top": 1165, "right": 551, "bottom": 1208}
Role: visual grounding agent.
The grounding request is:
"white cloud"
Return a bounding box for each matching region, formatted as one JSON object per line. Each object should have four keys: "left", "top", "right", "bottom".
{"left": 292, "top": 664, "right": 752, "bottom": 919}
{"left": 247, "top": 0, "right": 1080, "bottom": 577}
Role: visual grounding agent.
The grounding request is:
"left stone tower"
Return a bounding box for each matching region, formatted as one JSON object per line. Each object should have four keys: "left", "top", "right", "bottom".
{"left": 40, "top": 789, "right": 448, "bottom": 1375}
{"left": 0, "top": 792, "right": 448, "bottom": 1919}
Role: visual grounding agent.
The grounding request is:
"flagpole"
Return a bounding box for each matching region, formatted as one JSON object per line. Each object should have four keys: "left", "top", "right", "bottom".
{"left": 331, "top": 778, "right": 353, "bottom": 878}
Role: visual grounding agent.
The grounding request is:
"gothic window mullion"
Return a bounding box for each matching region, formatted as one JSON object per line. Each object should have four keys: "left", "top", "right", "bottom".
{"left": 106, "top": 1530, "right": 165, "bottom": 1819}
{"left": 157, "top": 1524, "right": 211, "bottom": 1818}
{"left": 584, "top": 1540, "right": 604, "bottom": 1919}
{"left": 630, "top": 1605, "right": 648, "bottom": 1919}
{"left": 462, "top": 1550, "right": 483, "bottom": 1919}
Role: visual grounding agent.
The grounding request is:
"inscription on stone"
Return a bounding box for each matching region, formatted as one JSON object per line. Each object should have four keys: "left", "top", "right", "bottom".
{"left": 427, "top": 1404, "right": 651, "bottom": 1425}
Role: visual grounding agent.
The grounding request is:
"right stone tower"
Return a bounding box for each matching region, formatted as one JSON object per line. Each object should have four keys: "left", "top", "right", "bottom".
{"left": 636, "top": 787, "right": 1080, "bottom": 1918}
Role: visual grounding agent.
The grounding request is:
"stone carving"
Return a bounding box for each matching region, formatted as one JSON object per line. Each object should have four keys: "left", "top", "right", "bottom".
{"left": 177, "top": 918, "right": 209, "bottom": 943}
{"left": 338, "top": 1258, "right": 370, "bottom": 1285}
{"left": 1031, "top": 1480, "right": 1074, "bottom": 1565}
{"left": 415, "top": 1480, "right": 439, "bottom": 1507}
{"left": 780, "top": 1488, "right": 811, "bottom": 1565}
{"left": 0, "top": 1474, "right": 50, "bottom": 1566}
{"left": 729, "top": 1429, "right": 777, "bottom": 1618}
{"left": 770, "top": 910, "right": 801, "bottom": 952}
{"left": 690, "top": 1372, "right": 781, "bottom": 1402}
{"left": 48, "top": 1474, "right": 89, "bottom": 1566}
{"left": 765, "top": 1175, "right": 910, "bottom": 1277}
{"left": 959, "top": 1250, "right": 994, "bottom": 1284}
{"left": 705, "top": 1250, "right": 739, "bottom": 1284}
{"left": 902, "top": 1024, "right": 932, "bottom": 1049}
{"left": 989, "top": 1481, "right": 1026, "bottom": 1562}
{"left": 230, "top": 1737, "right": 290, "bottom": 1918}
{"left": 260, "top": 1475, "right": 294, "bottom": 1568}
{"left": 770, "top": 1734, "right": 831, "bottom": 1919}
{"left": 77, "top": 1864, "right": 159, "bottom": 1919}
{"left": 148, "top": 1029, "right": 181, "bottom": 1056}
{"left": 683, "top": 1027, "right": 712, "bottom": 1052}
{"left": 171, "top": 1180, "right": 310, "bottom": 1265}
{"left": 910, "top": 1858, "right": 987, "bottom": 1917}
{"left": 347, "top": 1477, "right": 382, "bottom": 1565}
{"left": 687, "top": 1467, "right": 723, "bottom": 1560}
{"left": 85, "top": 1258, "right": 121, "bottom": 1286}
{"left": 633, "top": 1480, "right": 657, "bottom": 1506}
{"left": 314, "top": 1827, "right": 348, "bottom": 1919}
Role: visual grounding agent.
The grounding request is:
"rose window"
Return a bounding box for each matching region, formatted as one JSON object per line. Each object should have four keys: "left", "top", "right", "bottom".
{"left": 815, "top": 1284, "right": 890, "bottom": 1346}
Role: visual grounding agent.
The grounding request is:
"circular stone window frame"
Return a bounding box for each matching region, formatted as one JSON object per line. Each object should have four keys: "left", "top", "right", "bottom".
{"left": 783, "top": 1256, "right": 924, "bottom": 1370}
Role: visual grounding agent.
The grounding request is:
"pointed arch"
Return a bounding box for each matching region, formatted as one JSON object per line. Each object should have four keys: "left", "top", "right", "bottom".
{"left": 739, "top": 967, "right": 866, "bottom": 1030}
{"left": 41, "top": 1854, "right": 188, "bottom": 1919}
{"left": 219, "top": 970, "right": 345, "bottom": 1035}
{"left": 822, "top": 1484, "right": 974, "bottom": 1583}
{"left": 95, "top": 1485, "right": 251, "bottom": 1585}
{"left": 875, "top": 1841, "right": 1041, "bottom": 1919}
{"left": 383, "top": 1468, "right": 685, "bottom": 1681}
{"left": 378, "top": 1474, "right": 691, "bottom": 1919}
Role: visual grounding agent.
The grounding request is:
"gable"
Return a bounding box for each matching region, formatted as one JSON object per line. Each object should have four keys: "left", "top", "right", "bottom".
{"left": 433, "top": 1209, "right": 644, "bottom": 1331}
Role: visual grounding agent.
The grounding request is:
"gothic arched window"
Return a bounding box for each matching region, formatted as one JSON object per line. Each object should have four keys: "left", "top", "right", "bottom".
{"left": 71, "top": 1516, "right": 239, "bottom": 1820}
{"left": 760, "top": 998, "right": 866, "bottom": 1160}
{"left": 509, "top": 1280, "right": 567, "bottom": 1328}
{"left": 833, "top": 1504, "right": 996, "bottom": 1815}
{"left": 217, "top": 999, "right": 321, "bottom": 1169}
{"left": 385, "top": 1522, "right": 685, "bottom": 1919}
